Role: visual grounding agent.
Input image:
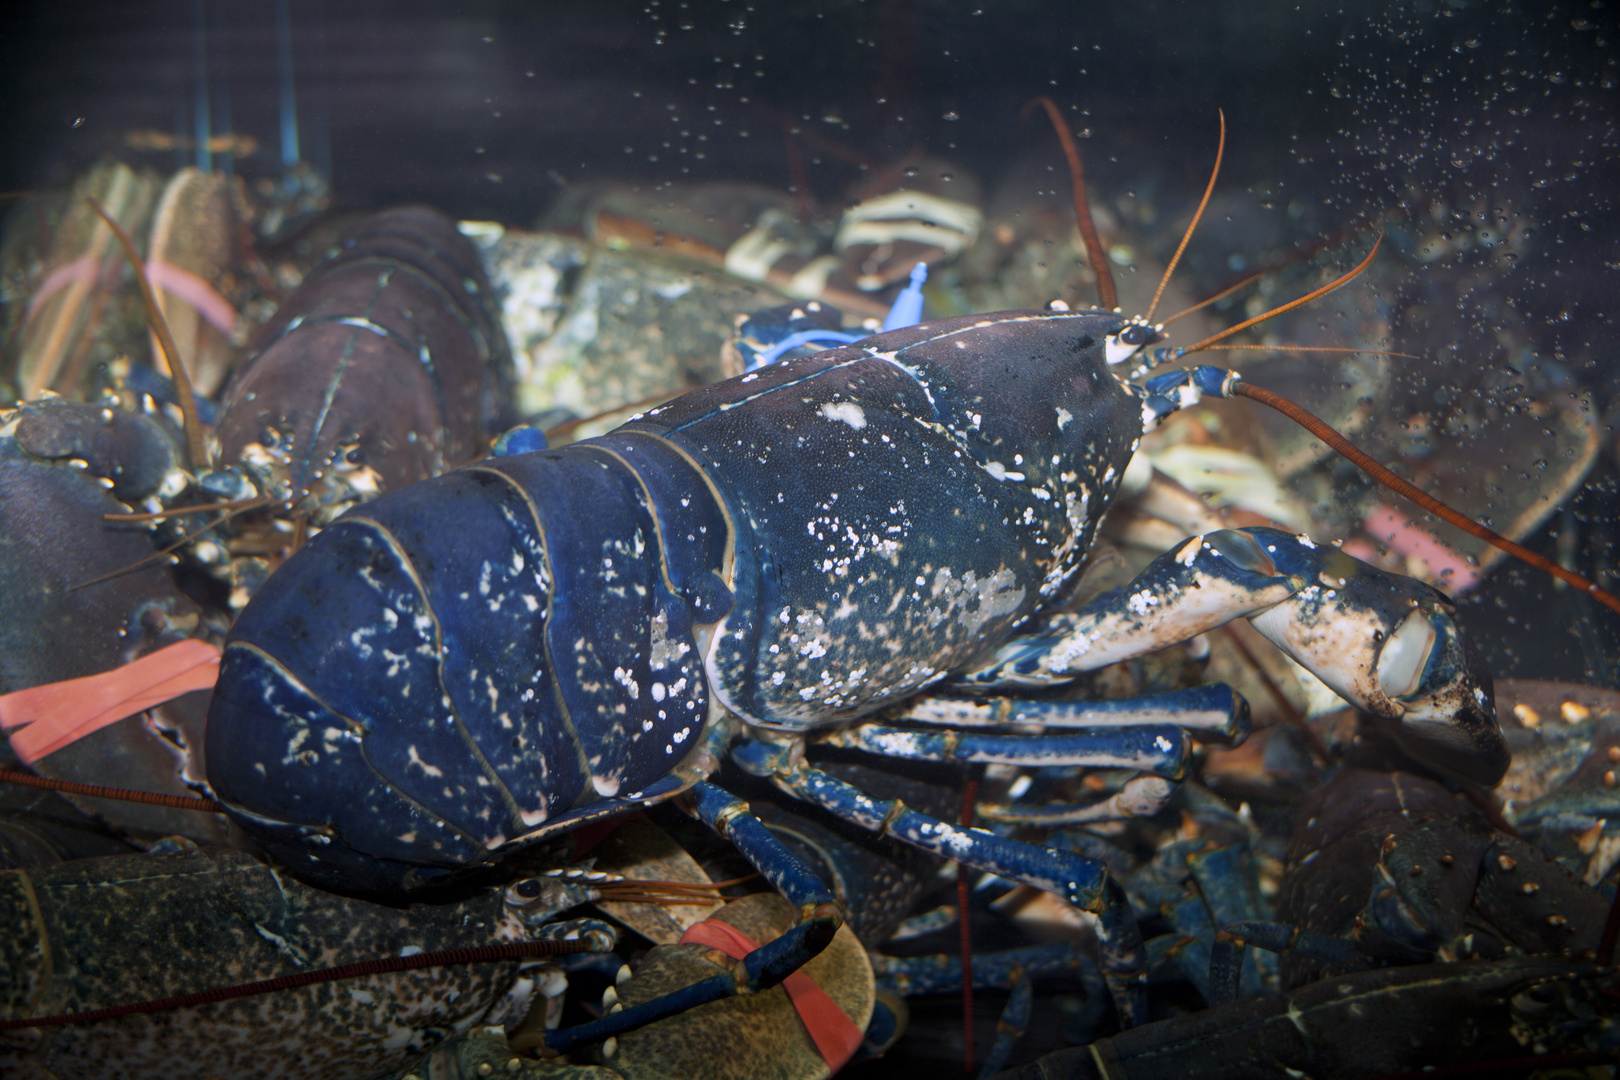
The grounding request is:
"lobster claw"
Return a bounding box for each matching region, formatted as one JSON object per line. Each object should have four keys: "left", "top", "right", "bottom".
{"left": 1248, "top": 538, "right": 1509, "bottom": 788}
{"left": 1371, "top": 610, "right": 1506, "bottom": 788}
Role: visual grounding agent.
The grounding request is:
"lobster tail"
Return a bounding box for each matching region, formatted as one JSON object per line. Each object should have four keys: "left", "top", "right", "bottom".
{"left": 208, "top": 445, "right": 724, "bottom": 897}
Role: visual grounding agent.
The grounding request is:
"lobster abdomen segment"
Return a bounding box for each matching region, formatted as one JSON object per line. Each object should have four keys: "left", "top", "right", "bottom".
{"left": 208, "top": 444, "right": 723, "bottom": 895}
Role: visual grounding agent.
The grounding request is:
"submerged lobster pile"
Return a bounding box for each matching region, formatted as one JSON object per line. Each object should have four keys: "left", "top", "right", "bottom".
{"left": 1, "top": 105, "right": 1617, "bottom": 1080}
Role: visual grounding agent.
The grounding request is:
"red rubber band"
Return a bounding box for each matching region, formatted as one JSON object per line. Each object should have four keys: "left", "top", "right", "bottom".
{"left": 146, "top": 258, "right": 244, "bottom": 338}
{"left": 680, "top": 917, "right": 864, "bottom": 1070}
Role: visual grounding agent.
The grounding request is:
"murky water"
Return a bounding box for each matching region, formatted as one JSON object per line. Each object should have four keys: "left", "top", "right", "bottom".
{"left": 3, "top": 1, "right": 1618, "bottom": 1076}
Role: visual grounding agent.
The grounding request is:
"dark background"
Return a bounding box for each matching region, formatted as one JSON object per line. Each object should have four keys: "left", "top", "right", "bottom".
{"left": 4, "top": 0, "right": 1611, "bottom": 224}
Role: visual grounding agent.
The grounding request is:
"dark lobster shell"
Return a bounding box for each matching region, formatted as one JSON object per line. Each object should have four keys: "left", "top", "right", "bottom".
{"left": 213, "top": 206, "right": 514, "bottom": 504}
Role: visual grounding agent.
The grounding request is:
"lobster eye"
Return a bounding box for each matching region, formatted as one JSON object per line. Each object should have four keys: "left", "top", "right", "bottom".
{"left": 508, "top": 878, "right": 545, "bottom": 902}
{"left": 345, "top": 447, "right": 366, "bottom": 466}
{"left": 1104, "top": 321, "right": 1163, "bottom": 366}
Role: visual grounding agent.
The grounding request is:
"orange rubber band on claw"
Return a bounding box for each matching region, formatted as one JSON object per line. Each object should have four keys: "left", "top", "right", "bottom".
{"left": 0, "top": 639, "right": 220, "bottom": 765}
{"left": 679, "top": 917, "right": 864, "bottom": 1070}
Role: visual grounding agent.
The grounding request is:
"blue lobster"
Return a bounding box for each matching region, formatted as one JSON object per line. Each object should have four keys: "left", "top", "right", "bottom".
{"left": 205, "top": 298, "right": 1510, "bottom": 1047}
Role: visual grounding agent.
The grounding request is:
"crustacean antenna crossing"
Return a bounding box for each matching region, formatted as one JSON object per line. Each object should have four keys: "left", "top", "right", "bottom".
{"left": 1032, "top": 101, "right": 1620, "bottom": 618}
{"left": 1144, "top": 110, "right": 1226, "bottom": 325}
{"left": 1025, "top": 95, "right": 1118, "bottom": 312}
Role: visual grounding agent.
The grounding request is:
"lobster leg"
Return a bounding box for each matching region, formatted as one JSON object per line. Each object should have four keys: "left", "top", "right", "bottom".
{"left": 542, "top": 781, "right": 843, "bottom": 1054}
{"left": 732, "top": 743, "right": 1150, "bottom": 1025}
{"left": 819, "top": 722, "right": 1193, "bottom": 778}
{"left": 812, "top": 685, "right": 1250, "bottom": 822}
{"left": 1207, "top": 921, "right": 1367, "bottom": 1007}
{"left": 978, "top": 969, "right": 1034, "bottom": 1079}
{"left": 978, "top": 774, "right": 1181, "bottom": 826}
{"left": 871, "top": 944, "right": 1098, "bottom": 1075}
{"left": 894, "top": 684, "right": 1249, "bottom": 737}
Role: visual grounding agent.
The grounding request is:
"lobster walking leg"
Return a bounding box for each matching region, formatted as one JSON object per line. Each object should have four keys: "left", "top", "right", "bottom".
{"left": 543, "top": 781, "right": 845, "bottom": 1055}
{"left": 896, "top": 685, "right": 1249, "bottom": 736}
{"left": 731, "top": 745, "right": 1149, "bottom": 1024}
{"left": 1207, "top": 924, "right": 1365, "bottom": 1006}
{"left": 874, "top": 942, "right": 1105, "bottom": 1074}
{"left": 880, "top": 686, "right": 1246, "bottom": 825}
{"left": 822, "top": 722, "right": 1193, "bottom": 777}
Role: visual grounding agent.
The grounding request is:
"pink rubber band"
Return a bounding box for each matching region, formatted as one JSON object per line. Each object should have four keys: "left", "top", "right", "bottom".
{"left": 24, "top": 255, "right": 240, "bottom": 339}
{"left": 146, "top": 259, "right": 243, "bottom": 338}
{"left": 1356, "top": 502, "right": 1482, "bottom": 593}
{"left": 26, "top": 255, "right": 109, "bottom": 320}
{"left": 0, "top": 640, "right": 220, "bottom": 765}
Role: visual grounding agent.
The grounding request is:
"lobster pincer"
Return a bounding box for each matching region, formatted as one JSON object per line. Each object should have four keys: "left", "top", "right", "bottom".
{"left": 960, "top": 525, "right": 1507, "bottom": 786}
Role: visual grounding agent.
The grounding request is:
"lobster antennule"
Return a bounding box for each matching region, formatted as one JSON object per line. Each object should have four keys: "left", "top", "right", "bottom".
{"left": 102, "top": 494, "right": 272, "bottom": 524}
{"left": 1178, "top": 233, "right": 1384, "bottom": 358}
{"left": 68, "top": 495, "right": 272, "bottom": 593}
{"left": 1197, "top": 344, "right": 1422, "bottom": 360}
{"left": 1161, "top": 265, "right": 1266, "bottom": 328}
{"left": 1124, "top": 233, "right": 1386, "bottom": 382}
{"left": 1144, "top": 109, "right": 1226, "bottom": 325}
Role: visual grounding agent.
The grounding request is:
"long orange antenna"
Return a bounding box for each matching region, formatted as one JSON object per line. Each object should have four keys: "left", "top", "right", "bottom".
{"left": 1025, "top": 96, "right": 1117, "bottom": 312}
{"left": 1145, "top": 110, "right": 1225, "bottom": 324}
{"left": 1179, "top": 236, "right": 1382, "bottom": 356}
{"left": 0, "top": 767, "right": 225, "bottom": 812}
{"left": 1161, "top": 266, "right": 1264, "bottom": 327}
